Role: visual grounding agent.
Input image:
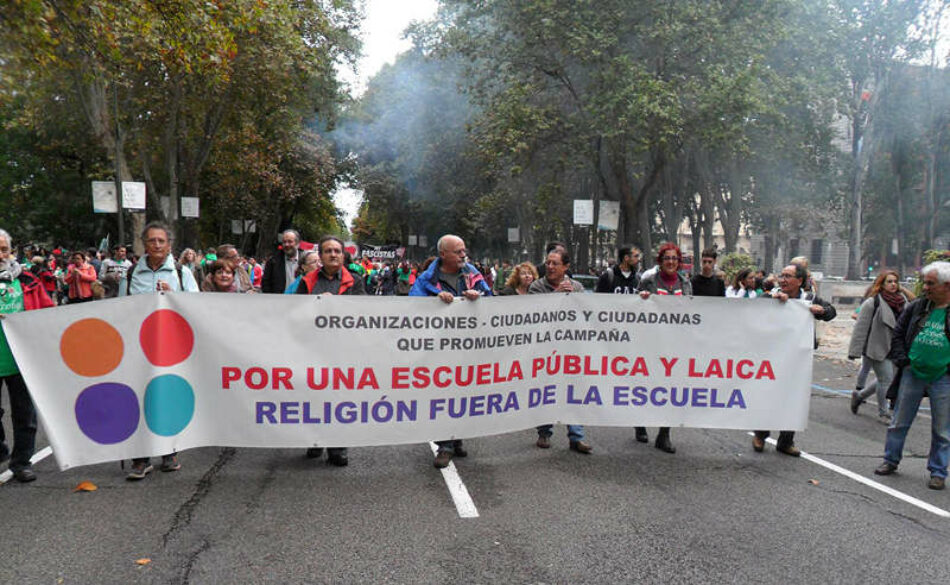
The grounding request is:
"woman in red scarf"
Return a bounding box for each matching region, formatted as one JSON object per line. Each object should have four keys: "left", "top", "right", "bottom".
{"left": 635, "top": 243, "right": 693, "bottom": 454}
{"left": 848, "top": 270, "right": 915, "bottom": 422}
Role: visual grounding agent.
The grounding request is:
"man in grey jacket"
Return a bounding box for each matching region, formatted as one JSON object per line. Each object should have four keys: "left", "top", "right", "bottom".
{"left": 528, "top": 248, "right": 592, "bottom": 454}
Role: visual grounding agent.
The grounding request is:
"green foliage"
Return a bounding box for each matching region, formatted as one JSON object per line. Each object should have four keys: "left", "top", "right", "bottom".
{"left": 718, "top": 253, "right": 757, "bottom": 284}
{"left": 0, "top": 0, "right": 359, "bottom": 254}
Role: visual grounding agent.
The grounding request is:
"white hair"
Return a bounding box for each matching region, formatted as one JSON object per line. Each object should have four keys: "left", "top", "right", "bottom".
{"left": 921, "top": 261, "right": 950, "bottom": 284}
{"left": 0, "top": 229, "right": 10, "bottom": 247}
{"left": 437, "top": 234, "right": 461, "bottom": 252}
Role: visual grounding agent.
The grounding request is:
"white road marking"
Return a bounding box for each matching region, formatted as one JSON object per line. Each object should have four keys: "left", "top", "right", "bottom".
{"left": 0, "top": 446, "right": 54, "bottom": 486}
{"left": 749, "top": 433, "right": 950, "bottom": 518}
{"left": 429, "top": 442, "right": 479, "bottom": 518}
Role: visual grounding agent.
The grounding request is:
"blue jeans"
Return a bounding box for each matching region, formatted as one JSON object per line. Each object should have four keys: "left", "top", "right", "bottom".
{"left": 884, "top": 372, "right": 950, "bottom": 479}
{"left": 537, "top": 424, "right": 585, "bottom": 442}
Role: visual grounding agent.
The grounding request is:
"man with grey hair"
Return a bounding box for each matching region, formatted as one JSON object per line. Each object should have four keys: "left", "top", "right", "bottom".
{"left": 875, "top": 261, "right": 950, "bottom": 490}
{"left": 120, "top": 221, "right": 198, "bottom": 480}
{"left": 753, "top": 262, "right": 836, "bottom": 457}
{"left": 261, "top": 229, "right": 301, "bottom": 293}
{"left": 410, "top": 234, "right": 493, "bottom": 468}
{"left": 0, "top": 228, "right": 54, "bottom": 482}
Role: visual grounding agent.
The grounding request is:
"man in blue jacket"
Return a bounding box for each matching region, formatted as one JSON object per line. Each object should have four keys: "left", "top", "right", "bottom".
{"left": 410, "top": 234, "right": 492, "bottom": 468}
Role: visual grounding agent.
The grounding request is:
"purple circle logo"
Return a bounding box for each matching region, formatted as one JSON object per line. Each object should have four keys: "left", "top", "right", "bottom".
{"left": 74, "top": 383, "right": 140, "bottom": 444}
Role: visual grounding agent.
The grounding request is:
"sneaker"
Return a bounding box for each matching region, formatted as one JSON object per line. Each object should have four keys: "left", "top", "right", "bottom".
{"left": 126, "top": 461, "right": 154, "bottom": 480}
{"left": 12, "top": 468, "right": 36, "bottom": 483}
{"left": 878, "top": 413, "right": 891, "bottom": 425}
{"left": 850, "top": 391, "right": 862, "bottom": 414}
{"left": 928, "top": 476, "right": 946, "bottom": 490}
{"left": 874, "top": 462, "right": 898, "bottom": 476}
{"left": 433, "top": 450, "right": 453, "bottom": 469}
{"left": 160, "top": 455, "right": 181, "bottom": 472}
{"left": 536, "top": 435, "right": 551, "bottom": 449}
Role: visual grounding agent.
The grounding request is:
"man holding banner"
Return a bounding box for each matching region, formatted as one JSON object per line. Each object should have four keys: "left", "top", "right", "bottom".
{"left": 410, "top": 234, "right": 492, "bottom": 468}
{"left": 0, "top": 228, "right": 54, "bottom": 482}
{"left": 120, "top": 222, "right": 198, "bottom": 480}
{"left": 753, "top": 263, "right": 836, "bottom": 456}
{"left": 529, "top": 247, "right": 593, "bottom": 455}
{"left": 296, "top": 235, "right": 366, "bottom": 466}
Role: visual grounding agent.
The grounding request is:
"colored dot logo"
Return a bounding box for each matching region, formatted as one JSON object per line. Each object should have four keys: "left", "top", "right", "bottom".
{"left": 64, "top": 311, "right": 197, "bottom": 445}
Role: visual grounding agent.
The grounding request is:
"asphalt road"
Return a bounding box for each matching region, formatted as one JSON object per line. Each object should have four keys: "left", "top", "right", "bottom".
{"left": 1, "top": 356, "right": 947, "bottom": 584}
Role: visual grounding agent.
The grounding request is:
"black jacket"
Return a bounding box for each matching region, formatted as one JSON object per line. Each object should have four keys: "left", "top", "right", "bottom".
{"left": 888, "top": 297, "right": 950, "bottom": 368}
{"left": 595, "top": 267, "right": 640, "bottom": 294}
{"left": 261, "top": 254, "right": 294, "bottom": 294}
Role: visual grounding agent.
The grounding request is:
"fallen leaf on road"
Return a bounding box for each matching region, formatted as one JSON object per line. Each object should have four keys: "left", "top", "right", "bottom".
{"left": 808, "top": 479, "right": 820, "bottom": 486}
{"left": 73, "top": 481, "right": 97, "bottom": 492}
{"left": 135, "top": 558, "right": 151, "bottom": 566}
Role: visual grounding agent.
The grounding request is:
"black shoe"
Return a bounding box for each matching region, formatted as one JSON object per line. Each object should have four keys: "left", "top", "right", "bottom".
{"left": 453, "top": 440, "right": 468, "bottom": 458}
{"left": 874, "top": 462, "right": 898, "bottom": 475}
{"left": 433, "top": 450, "right": 453, "bottom": 469}
{"left": 850, "top": 391, "right": 862, "bottom": 414}
{"left": 327, "top": 452, "right": 349, "bottom": 467}
{"left": 306, "top": 448, "right": 324, "bottom": 459}
{"left": 12, "top": 468, "right": 36, "bottom": 483}
{"left": 634, "top": 427, "right": 649, "bottom": 443}
{"left": 655, "top": 435, "right": 676, "bottom": 454}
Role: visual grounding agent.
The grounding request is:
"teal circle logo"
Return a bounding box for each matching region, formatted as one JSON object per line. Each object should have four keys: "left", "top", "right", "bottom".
{"left": 144, "top": 374, "right": 195, "bottom": 436}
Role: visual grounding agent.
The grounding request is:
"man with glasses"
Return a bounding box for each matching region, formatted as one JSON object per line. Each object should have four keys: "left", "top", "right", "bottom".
{"left": 528, "top": 247, "right": 593, "bottom": 454}
{"left": 410, "top": 234, "right": 492, "bottom": 468}
{"left": 752, "top": 263, "right": 835, "bottom": 457}
{"left": 874, "top": 261, "right": 950, "bottom": 490}
{"left": 596, "top": 246, "right": 641, "bottom": 294}
{"left": 120, "top": 221, "right": 199, "bottom": 480}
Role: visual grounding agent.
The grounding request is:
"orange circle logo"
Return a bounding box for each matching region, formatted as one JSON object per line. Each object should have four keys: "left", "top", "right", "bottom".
{"left": 60, "top": 318, "right": 124, "bottom": 377}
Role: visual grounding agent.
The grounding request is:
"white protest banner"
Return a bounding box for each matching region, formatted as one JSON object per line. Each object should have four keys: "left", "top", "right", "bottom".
{"left": 121, "top": 181, "right": 146, "bottom": 210}
{"left": 3, "top": 294, "right": 814, "bottom": 470}
{"left": 92, "top": 181, "right": 118, "bottom": 213}
{"left": 508, "top": 227, "right": 520, "bottom": 243}
{"left": 573, "top": 200, "right": 593, "bottom": 225}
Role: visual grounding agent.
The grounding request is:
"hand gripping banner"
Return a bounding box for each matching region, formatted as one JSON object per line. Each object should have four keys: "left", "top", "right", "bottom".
{"left": 2, "top": 293, "right": 814, "bottom": 469}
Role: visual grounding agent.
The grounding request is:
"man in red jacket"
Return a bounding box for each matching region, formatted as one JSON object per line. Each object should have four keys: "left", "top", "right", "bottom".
{"left": 296, "top": 235, "right": 366, "bottom": 466}
{"left": 0, "top": 228, "right": 55, "bottom": 482}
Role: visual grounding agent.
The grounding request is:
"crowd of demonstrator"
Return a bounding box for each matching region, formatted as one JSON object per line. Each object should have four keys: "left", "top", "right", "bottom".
{"left": 0, "top": 225, "right": 947, "bottom": 492}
